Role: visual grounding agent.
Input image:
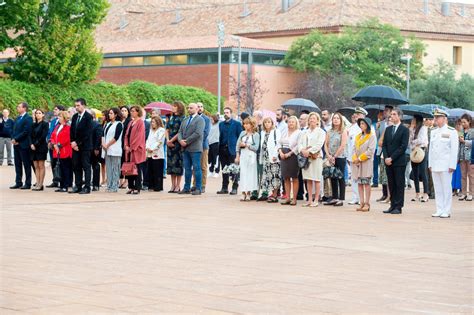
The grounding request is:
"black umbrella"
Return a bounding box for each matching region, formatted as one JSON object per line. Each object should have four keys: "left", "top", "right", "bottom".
{"left": 336, "top": 107, "right": 355, "bottom": 120}
{"left": 352, "top": 85, "right": 408, "bottom": 105}
{"left": 420, "top": 104, "right": 449, "bottom": 113}
{"left": 399, "top": 105, "right": 434, "bottom": 119}
{"left": 448, "top": 108, "right": 474, "bottom": 120}
{"left": 363, "top": 104, "right": 385, "bottom": 121}
{"left": 282, "top": 98, "right": 321, "bottom": 114}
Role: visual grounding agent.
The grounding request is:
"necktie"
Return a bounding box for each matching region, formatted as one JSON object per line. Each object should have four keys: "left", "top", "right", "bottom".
{"left": 77, "top": 114, "right": 82, "bottom": 124}
{"left": 185, "top": 116, "right": 193, "bottom": 130}
{"left": 392, "top": 126, "right": 397, "bottom": 136}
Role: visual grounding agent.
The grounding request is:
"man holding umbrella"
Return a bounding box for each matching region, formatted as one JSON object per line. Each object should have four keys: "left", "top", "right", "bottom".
{"left": 429, "top": 109, "right": 459, "bottom": 218}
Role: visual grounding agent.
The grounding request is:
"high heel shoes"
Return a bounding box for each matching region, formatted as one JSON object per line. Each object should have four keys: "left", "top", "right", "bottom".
{"left": 32, "top": 185, "right": 44, "bottom": 191}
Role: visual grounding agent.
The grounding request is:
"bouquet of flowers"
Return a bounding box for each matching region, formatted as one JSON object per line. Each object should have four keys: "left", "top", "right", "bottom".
{"left": 222, "top": 163, "right": 240, "bottom": 175}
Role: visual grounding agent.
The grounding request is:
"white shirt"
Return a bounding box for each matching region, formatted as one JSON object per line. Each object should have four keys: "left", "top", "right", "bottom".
{"left": 146, "top": 127, "right": 165, "bottom": 159}
{"left": 409, "top": 125, "right": 428, "bottom": 150}
{"left": 277, "top": 120, "right": 288, "bottom": 138}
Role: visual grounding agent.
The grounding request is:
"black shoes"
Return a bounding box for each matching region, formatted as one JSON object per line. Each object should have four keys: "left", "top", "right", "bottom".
{"left": 217, "top": 190, "right": 229, "bottom": 194}
{"left": 192, "top": 190, "right": 201, "bottom": 195}
{"left": 20, "top": 185, "right": 31, "bottom": 190}
{"left": 55, "top": 188, "right": 68, "bottom": 192}
{"left": 390, "top": 209, "right": 402, "bottom": 214}
{"left": 383, "top": 207, "right": 394, "bottom": 213}
{"left": 230, "top": 189, "right": 238, "bottom": 195}
{"left": 79, "top": 188, "right": 91, "bottom": 194}
{"left": 69, "top": 187, "right": 81, "bottom": 194}
{"left": 92, "top": 186, "right": 99, "bottom": 192}
{"left": 46, "top": 183, "right": 58, "bottom": 188}
{"left": 178, "top": 190, "right": 191, "bottom": 195}
{"left": 9, "top": 184, "right": 21, "bottom": 189}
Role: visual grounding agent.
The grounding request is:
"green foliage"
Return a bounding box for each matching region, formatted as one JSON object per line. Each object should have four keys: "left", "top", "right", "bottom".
{"left": 285, "top": 19, "right": 425, "bottom": 89}
{"left": 411, "top": 59, "right": 474, "bottom": 110}
{"left": 0, "top": 80, "right": 219, "bottom": 116}
{"left": 1, "top": 0, "right": 109, "bottom": 84}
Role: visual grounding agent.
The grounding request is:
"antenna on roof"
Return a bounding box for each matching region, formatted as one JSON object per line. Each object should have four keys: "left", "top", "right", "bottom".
{"left": 172, "top": 9, "right": 184, "bottom": 24}
{"left": 422, "top": 0, "right": 429, "bottom": 15}
{"left": 240, "top": 0, "right": 251, "bottom": 18}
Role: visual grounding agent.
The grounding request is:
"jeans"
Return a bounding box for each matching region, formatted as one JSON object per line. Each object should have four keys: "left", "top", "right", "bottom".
{"left": 373, "top": 155, "right": 380, "bottom": 185}
{"left": 331, "top": 158, "right": 346, "bottom": 200}
{"left": 183, "top": 151, "right": 202, "bottom": 191}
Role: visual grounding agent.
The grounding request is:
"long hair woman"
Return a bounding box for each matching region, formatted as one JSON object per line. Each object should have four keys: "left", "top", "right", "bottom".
{"left": 102, "top": 107, "right": 123, "bottom": 192}
{"left": 30, "top": 109, "right": 49, "bottom": 190}
{"left": 119, "top": 105, "right": 131, "bottom": 189}
{"left": 166, "top": 101, "right": 186, "bottom": 193}
{"left": 259, "top": 117, "right": 281, "bottom": 203}
{"left": 299, "top": 112, "right": 325, "bottom": 207}
{"left": 409, "top": 114, "right": 429, "bottom": 202}
{"left": 146, "top": 116, "right": 166, "bottom": 192}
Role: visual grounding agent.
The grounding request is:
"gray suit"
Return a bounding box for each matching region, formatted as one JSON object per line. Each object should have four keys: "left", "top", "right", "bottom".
{"left": 178, "top": 114, "right": 205, "bottom": 152}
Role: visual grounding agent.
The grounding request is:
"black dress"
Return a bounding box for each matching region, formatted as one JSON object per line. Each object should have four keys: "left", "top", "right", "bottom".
{"left": 166, "top": 115, "right": 184, "bottom": 175}
{"left": 31, "top": 121, "right": 49, "bottom": 161}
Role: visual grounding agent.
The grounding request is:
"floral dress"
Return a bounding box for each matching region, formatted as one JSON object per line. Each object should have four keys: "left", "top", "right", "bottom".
{"left": 260, "top": 133, "right": 281, "bottom": 192}
{"left": 166, "top": 115, "right": 184, "bottom": 175}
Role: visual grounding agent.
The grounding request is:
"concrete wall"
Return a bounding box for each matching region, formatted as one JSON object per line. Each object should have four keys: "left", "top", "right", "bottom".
{"left": 422, "top": 39, "right": 474, "bottom": 77}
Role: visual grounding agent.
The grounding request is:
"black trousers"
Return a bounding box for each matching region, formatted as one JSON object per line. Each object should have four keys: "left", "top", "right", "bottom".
{"left": 72, "top": 150, "right": 91, "bottom": 190}
{"left": 219, "top": 145, "right": 237, "bottom": 190}
{"left": 208, "top": 142, "right": 220, "bottom": 173}
{"left": 331, "top": 158, "right": 346, "bottom": 201}
{"left": 411, "top": 155, "right": 429, "bottom": 195}
{"left": 297, "top": 169, "right": 307, "bottom": 200}
{"left": 142, "top": 161, "right": 149, "bottom": 187}
{"left": 127, "top": 162, "right": 143, "bottom": 191}
{"left": 59, "top": 158, "right": 73, "bottom": 189}
{"left": 386, "top": 164, "right": 406, "bottom": 210}
{"left": 49, "top": 149, "right": 59, "bottom": 185}
{"left": 14, "top": 145, "right": 32, "bottom": 187}
{"left": 91, "top": 152, "right": 101, "bottom": 188}
{"left": 147, "top": 158, "right": 164, "bottom": 191}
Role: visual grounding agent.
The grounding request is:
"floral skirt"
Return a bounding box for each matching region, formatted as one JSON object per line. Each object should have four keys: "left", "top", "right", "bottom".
{"left": 260, "top": 161, "right": 281, "bottom": 192}
{"left": 379, "top": 161, "right": 388, "bottom": 185}
{"left": 358, "top": 177, "right": 371, "bottom": 185}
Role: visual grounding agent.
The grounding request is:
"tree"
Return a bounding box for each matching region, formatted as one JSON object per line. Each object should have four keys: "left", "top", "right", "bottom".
{"left": 294, "top": 71, "right": 357, "bottom": 112}
{"left": 229, "top": 72, "right": 268, "bottom": 114}
{"left": 284, "top": 19, "right": 425, "bottom": 90}
{"left": 411, "top": 59, "right": 474, "bottom": 110}
{"left": 1, "top": 0, "right": 109, "bottom": 85}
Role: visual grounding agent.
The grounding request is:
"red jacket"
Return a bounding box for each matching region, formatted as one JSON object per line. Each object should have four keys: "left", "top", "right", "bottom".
{"left": 50, "top": 124, "right": 72, "bottom": 159}
{"left": 124, "top": 119, "right": 146, "bottom": 164}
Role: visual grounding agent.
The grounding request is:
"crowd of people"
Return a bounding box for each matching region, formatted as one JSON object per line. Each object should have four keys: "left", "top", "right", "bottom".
{"left": 1, "top": 99, "right": 473, "bottom": 218}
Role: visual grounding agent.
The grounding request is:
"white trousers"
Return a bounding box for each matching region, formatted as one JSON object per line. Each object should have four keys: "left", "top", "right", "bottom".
{"left": 351, "top": 177, "right": 360, "bottom": 202}
{"left": 432, "top": 171, "right": 453, "bottom": 216}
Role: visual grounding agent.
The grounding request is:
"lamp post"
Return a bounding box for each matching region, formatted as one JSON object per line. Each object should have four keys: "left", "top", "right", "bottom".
{"left": 401, "top": 53, "right": 412, "bottom": 101}
{"left": 217, "top": 22, "right": 225, "bottom": 114}
{"left": 231, "top": 35, "right": 242, "bottom": 117}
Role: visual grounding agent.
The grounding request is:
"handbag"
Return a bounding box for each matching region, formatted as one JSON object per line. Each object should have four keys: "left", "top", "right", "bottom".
{"left": 410, "top": 147, "right": 425, "bottom": 164}
{"left": 297, "top": 154, "right": 310, "bottom": 169}
{"left": 121, "top": 153, "right": 138, "bottom": 176}
{"left": 53, "top": 157, "right": 61, "bottom": 182}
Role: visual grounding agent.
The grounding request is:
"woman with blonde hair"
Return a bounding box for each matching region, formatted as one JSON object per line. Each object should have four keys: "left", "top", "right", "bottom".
{"left": 279, "top": 116, "right": 301, "bottom": 205}
{"left": 146, "top": 116, "right": 166, "bottom": 191}
{"left": 259, "top": 117, "right": 281, "bottom": 202}
{"left": 235, "top": 117, "right": 260, "bottom": 201}
{"left": 299, "top": 112, "right": 325, "bottom": 207}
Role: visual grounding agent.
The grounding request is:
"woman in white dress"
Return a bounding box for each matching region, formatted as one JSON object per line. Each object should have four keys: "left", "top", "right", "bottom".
{"left": 299, "top": 112, "right": 326, "bottom": 207}
{"left": 235, "top": 117, "right": 260, "bottom": 201}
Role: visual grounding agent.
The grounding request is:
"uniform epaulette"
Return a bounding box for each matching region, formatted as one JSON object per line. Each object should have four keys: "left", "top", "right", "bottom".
{"left": 431, "top": 127, "right": 438, "bottom": 130}
{"left": 447, "top": 126, "right": 455, "bottom": 130}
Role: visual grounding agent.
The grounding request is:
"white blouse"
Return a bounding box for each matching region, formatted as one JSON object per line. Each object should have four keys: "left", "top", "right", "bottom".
{"left": 409, "top": 125, "right": 428, "bottom": 150}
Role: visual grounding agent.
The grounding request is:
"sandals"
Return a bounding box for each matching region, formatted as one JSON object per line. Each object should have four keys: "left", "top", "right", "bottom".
{"left": 290, "top": 200, "right": 297, "bottom": 206}
{"left": 279, "top": 198, "right": 291, "bottom": 205}
{"left": 240, "top": 193, "right": 248, "bottom": 202}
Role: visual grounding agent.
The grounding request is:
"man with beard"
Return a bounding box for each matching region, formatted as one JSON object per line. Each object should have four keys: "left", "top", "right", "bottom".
{"left": 217, "top": 107, "right": 243, "bottom": 195}
{"left": 276, "top": 108, "right": 288, "bottom": 138}
{"left": 321, "top": 110, "right": 332, "bottom": 130}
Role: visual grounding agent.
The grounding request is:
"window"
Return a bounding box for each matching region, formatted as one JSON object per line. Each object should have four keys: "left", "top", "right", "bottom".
{"left": 229, "top": 52, "right": 248, "bottom": 63}
{"left": 253, "top": 54, "right": 272, "bottom": 64}
{"left": 453, "top": 46, "right": 462, "bottom": 65}
{"left": 165, "top": 55, "right": 188, "bottom": 64}
{"left": 122, "top": 57, "right": 144, "bottom": 66}
{"left": 144, "top": 56, "right": 165, "bottom": 65}
{"left": 189, "top": 54, "right": 209, "bottom": 64}
{"left": 102, "top": 58, "right": 122, "bottom": 67}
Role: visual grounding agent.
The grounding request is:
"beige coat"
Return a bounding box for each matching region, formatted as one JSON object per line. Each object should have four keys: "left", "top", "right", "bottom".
{"left": 299, "top": 127, "right": 325, "bottom": 181}
{"left": 351, "top": 132, "right": 376, "bottom": 180}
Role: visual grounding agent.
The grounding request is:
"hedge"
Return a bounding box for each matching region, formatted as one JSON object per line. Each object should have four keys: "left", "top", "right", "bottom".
{"left": 0, "top": 79, "right": 219, "bottom": 115}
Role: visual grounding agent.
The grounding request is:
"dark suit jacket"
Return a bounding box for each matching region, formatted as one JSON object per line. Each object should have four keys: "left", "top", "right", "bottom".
{"left": 91, "top": 121, "right": 103, "bottom": 151}
{"left": 31, "top": 121, "right": 49, "bottom": 153}
{"left": 0, "top": 117, "right": 14, "bottom": 138}
{"left": 382, "top": 124, "right": 409, "bottom": 167}
{"left": 178, "top": 114, "right": 205, "bottom": 152}
{"left": 70, "top": 111, "right": 93, "bottom": 151}
{"left": 219, "top": 119, "right": 243, "bottom": 156}
{"left": 12, "top": 114, "right": 33, "bottom": 149}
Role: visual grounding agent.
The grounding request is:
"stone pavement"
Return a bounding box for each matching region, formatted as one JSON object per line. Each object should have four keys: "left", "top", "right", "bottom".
{"left": 0, "top": 165, "right": 472, "bottom": 314}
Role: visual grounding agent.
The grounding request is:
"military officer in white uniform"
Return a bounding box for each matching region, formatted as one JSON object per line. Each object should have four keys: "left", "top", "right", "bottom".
{"left": 428, "top": 109, "right": 459, "bottom": 218}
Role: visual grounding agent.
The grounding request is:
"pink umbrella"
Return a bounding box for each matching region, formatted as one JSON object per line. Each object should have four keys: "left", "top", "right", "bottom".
{"left": 144, "top": 102, "right": 172, "bottom": 115}
{"left": 261, "top": 109, "right": 276, "bottom": 123}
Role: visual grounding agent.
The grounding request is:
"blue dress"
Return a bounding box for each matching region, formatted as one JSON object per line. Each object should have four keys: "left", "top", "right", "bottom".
{"left": 451, "top": 163, "right": 462, "bottom": 190}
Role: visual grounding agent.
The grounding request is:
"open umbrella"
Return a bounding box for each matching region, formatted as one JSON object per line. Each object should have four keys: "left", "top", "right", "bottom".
{"left": 363, "top": 104, "right": 385, "bottom": 121}
{"left": 399, "top": 105, "right": 434, "bottom": 119}
{"left": 336, "top": 107, "right": 356, "bottom": 120}
{"left": 352, "top": 85, "right": 408, "bottom": 105}
{"left": 144, "top": 102, "right": 172, "bottom": 115}
{"left": 282, "top": 98, "right": 321, "bottom": 114}
{"left": 448, "top": 108, "right": 474, "bottom": 120}
{"left": 420, "top": 104, "right": 449, "bottom": 113}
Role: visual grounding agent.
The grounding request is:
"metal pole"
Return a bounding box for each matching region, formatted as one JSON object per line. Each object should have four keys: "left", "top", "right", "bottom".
{"left": 237, "top": 38, "right": 241, "bottom": 117}
{"left": 217, "top": 44, "right": 222, "bottom": 114}
{"left": 406, "top": 57, "right": 411, "bottom": 100}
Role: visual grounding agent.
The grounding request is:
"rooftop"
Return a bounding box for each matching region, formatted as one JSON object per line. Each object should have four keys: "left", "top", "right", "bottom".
{"left": 96, "top": 0, "right": 474, "bottom": 43}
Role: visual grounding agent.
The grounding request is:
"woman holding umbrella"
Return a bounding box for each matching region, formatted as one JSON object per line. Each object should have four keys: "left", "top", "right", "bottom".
{"left": 409, "top": 115, "right": 430, "bottom": 202}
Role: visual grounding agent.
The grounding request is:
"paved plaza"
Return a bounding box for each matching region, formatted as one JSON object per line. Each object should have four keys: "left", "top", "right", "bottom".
{"left": 0, "top": 165, "right": 473, "bottom": 314}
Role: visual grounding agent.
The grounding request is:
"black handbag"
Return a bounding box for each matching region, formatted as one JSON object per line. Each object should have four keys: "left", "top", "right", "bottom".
{"left": 297, "top": 154, "right": 310, "bottom": 169}
{"left": 53, "top": 157, "right": 61, "bottom": 182}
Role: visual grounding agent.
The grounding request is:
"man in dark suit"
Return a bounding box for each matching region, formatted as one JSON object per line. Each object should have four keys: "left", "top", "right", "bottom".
{"left": 217, "top": 107, "right": 243, "bottom": 195}
{"left": 69, "top": 98, "right": 93, "bottom": 194}
{"left": 90, "top": 110, "right": 103, "bottom": 191}
{"left": 177, "top": 103, "right": 205, "bottom": 195}
{"left": 10, "top": 102, "right": 33, "bottom": 189}
{"left": 382, "top": 107, "right": 409, "bottom": 214}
